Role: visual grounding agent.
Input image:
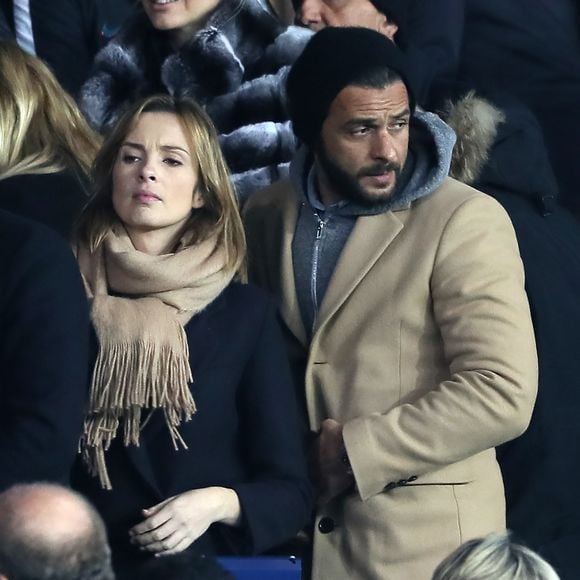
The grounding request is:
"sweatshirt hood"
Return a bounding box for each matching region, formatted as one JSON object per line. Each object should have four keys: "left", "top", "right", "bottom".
{"left": 289, "top": 108, "right": 455, "bottom": 215}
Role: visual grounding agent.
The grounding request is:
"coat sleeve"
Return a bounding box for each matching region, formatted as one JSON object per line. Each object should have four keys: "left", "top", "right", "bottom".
{"left": 0, "top": 228, "right": 90, "bottom": 491}
{"left": 229, "top": 299, "right": 313, "bottom": 554}
{"left": 342, "top": 194, "right": 538, "bottom": 501}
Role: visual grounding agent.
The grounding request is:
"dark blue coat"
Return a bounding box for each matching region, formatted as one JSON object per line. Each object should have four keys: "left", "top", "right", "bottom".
{"left": 452, "top": 92, "right": 580, "bottom": 579}
{"left": 458, "top": 0, "right": 580, "bottom": 218}
{"left": 479, "top": 141, "right": 580, "bottom": 578}
{"left": 492, "top": 191, "right": 580, "bottom": 579}
{"left": 0, "top": 209, "right": 89, "bottom": 491}
{"left": 73, "top": 283, "right": 312, "bottom": 575}
{"left": 0, "top": 171, "right": 89, "bottom": 240}
{"left": 0, "top": 0, "right": 107, "bottom": 96}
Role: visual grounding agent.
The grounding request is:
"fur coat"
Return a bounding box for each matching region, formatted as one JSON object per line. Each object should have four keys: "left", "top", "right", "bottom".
{"left": 80, "top": 0, "right": 312, "bottom": 201}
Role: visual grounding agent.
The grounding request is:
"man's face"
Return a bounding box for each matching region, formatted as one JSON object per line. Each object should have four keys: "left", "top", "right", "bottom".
{"left": 296, "top": 0, "right": 398, "bottom": 39}
{"left": 315, "top": 82, "right": 410, "bottom": 207}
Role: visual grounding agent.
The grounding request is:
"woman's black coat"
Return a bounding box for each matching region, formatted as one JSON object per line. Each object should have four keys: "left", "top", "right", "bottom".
{"left": 73, "top": 282, "right": 312, "bottom": 574}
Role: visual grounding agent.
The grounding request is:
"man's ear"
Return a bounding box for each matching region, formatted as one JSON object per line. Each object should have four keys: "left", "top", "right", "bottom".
{"left": 0, "top": 573, "right": 9, "bottom": 580}
{"left": 380, "top": 18, "right": 398, "bottom": 42}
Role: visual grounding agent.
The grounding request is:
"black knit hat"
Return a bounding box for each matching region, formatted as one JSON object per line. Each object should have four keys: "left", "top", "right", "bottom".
{"left": 286, "top": 26, "right": 416, "bottom": 147}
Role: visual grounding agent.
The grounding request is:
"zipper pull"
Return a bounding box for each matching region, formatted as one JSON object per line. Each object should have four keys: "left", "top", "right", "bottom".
{"left": 314, "top": 212, "right": 327, "bottom": 240}
{"left": 316, "top": 219, "right": 326, "bottom": 240}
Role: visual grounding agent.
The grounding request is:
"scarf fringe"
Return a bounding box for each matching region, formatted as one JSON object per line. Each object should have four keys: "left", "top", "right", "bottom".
{"left": 81, "top": 322, "right": 196, "bottom": 490}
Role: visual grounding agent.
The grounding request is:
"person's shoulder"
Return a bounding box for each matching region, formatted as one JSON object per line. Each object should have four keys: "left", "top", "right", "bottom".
{"left": 0, "top": 209, "right": 65, "bottom": 245}
{"left": 0, "top": 210, "right": 75, "bottom": 271}
{"left": 243, "top": 178, "right": 296, "bottom": 215}
{"left": 405, "top": 178, "right": 512, "bottom": 237}
{"left": 421, "top": 177, "right": 508, "bottom": 216}
{"left": 0, "top": 170, "right": 87, "bottom": 194}
{"left": 222, "top": 281, "right": 275, "bottom": 310}
{"left": 222, "top": 281, "right": 281, "bottom": 325}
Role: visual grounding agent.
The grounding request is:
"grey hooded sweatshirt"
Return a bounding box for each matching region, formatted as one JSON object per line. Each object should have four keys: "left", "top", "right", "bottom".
{"left": 291, "top": 110, "right": 456, "bottom": 336}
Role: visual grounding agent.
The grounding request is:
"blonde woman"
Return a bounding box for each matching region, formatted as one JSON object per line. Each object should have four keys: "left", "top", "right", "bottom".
{"left": 0, "top": 40, "right": 100, "bottom": 237}
{"left": 72, "top": 94, "right": 311, "bottom": 579}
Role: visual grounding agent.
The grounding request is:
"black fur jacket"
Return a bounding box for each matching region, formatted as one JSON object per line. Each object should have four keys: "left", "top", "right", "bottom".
{"left": 80, "top": 0, "right": 312, "bottom": 201}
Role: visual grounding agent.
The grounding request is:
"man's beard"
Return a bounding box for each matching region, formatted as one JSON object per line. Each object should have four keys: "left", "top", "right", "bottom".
{"left": 316, "top": 142, "right": 402, "bottom": 207}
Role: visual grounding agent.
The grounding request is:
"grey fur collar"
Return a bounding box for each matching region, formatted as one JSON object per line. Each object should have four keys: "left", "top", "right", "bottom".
{"left": 442, "top": 91, "right": 506, "bottom": 185}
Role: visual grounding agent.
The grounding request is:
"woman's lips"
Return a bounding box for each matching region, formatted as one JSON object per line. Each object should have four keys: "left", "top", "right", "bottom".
{"left": 148, "top": 0, "right": 179, "bottom": 10}
{"left": 133, "top": 192, "right": 161, "bottom": 204}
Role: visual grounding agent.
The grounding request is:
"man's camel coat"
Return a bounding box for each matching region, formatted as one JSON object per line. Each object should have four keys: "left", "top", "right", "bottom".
{"left": 244, "top": 176, "right": 538, "bottom": 580}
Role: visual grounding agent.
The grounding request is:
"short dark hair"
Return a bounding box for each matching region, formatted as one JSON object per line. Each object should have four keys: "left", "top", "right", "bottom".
{"left": 349, "top": 67, "right": 403, "bottom": 92}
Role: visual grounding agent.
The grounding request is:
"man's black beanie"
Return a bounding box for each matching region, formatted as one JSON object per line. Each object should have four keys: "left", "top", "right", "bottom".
{"left": 286, "top": 26, "right": 416, "bottom": 148}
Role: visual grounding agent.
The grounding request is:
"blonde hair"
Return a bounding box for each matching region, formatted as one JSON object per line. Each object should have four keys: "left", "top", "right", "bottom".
{"left": 0, "top": 40, "right": 100, "bottom": 181}
{"left": 432, "top": 532, "right": 560, "bottom": 580}
{"left": 76, "top": 94, "right": 246, "bottom": 277}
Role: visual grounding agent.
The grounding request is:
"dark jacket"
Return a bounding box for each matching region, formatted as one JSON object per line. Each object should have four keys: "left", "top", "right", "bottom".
{"left": 0, "top": 4, "right": 10, "bottom": 39}
{"left": 0, "top": 0, "right": 108, "bottom": 96}
{"left": 457, "top": 0, "right": 580, "bottom": 218}
{"left": 80, "top": 0, "right": 311, "bottom": 202}
{"left": 0, "top": 171, "right": 89, "bottom": 240}
{"left": 433, "top": 89, "right": 580, "bottom": 579}
{"left": 405, "top": 0, "right": 464, "bottom": 104}
{"left": 73, "top": 283, "right": 312, "bottom": 576}
{"left": 0, "top": 210, "right": 90, "bottom": 491}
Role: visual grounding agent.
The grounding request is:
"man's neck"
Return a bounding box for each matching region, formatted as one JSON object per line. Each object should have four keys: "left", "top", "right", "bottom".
{"left": 315, "top": 169, "right": 343, "bottom": 207}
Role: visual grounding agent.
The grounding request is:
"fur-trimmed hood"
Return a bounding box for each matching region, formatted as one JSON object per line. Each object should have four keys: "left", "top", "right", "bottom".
{"left": 430, "top": 88, "right": 559, "bottom": 215}
{"left": 80, "top": 0, "right": 312, "bottom": 200}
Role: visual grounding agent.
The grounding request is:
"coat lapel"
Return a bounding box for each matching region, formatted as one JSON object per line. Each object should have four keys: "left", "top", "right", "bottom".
{"left": 125, "top": 438, "right": 164, "bottom": 500}
{"left": 315, "top": 210, "right": 404, "bottom": 333}
{"left": 276, "top": 194, "right": 308, "bottom": 347}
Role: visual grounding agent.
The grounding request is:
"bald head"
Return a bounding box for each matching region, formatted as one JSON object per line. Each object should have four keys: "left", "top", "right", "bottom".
{"left": 0, "top": 483, "right": 114, "bottom": 580}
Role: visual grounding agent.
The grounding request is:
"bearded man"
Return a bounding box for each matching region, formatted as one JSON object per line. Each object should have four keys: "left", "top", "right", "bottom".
{"left": 244, "top": 27, "right": 538, "bottom": 580}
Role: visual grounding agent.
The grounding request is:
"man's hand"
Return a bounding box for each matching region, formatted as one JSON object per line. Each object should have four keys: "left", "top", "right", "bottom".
{"left": 312, "top": 418, "right": 354, "bottom": 505}
{"left": 129, "top": 487, "right": 241, "bottom": 556}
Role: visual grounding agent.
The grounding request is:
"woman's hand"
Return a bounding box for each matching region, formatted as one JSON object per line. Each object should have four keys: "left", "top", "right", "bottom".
{"left": 129, "top": 487, "right": 241, "bottom": 556}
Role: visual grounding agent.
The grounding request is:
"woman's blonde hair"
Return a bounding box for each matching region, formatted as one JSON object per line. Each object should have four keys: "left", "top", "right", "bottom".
{"left": 432, "top": 532, "right": 560, "bottom": 580}
{"left": 0, "top": 40, "right": 100, "bottom": 181}
{"left": 76, "top": 94, "right": 246, "bottom": 277}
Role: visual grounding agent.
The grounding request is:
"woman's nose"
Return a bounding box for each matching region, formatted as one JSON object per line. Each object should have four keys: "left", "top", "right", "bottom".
{"left": 139, "top": 166, "right": 157, "bottom": 182}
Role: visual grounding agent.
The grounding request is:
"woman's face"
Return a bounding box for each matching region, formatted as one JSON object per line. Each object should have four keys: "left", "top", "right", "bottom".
{"left": 112, "top": 111, "right": 204, "bottom": 252}
{"left": 141, "top": 0, "right": 221, "bottom": 32}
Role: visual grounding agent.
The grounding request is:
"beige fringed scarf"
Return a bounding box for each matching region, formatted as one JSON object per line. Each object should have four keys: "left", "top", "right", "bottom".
{"left": 76, "top": 226, "right": 234, "bottom": 490}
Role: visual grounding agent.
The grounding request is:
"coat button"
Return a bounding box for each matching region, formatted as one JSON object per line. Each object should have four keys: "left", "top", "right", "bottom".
{"left": 318, "top": 517, "right": 336, "bottom": 534}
